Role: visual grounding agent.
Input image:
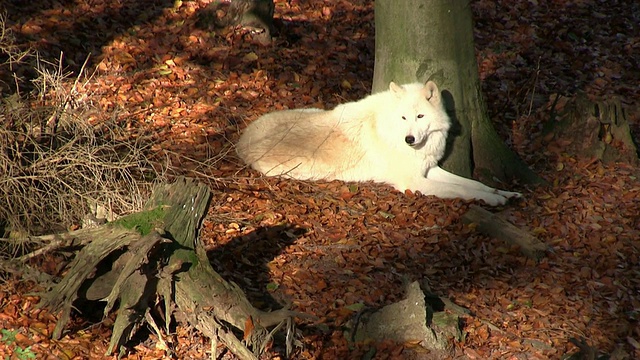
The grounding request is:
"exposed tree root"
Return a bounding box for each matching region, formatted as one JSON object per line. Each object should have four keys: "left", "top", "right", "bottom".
{"left": 462, "top": 204, "right": 550, "bottom": 261}
{"left": 36, "top": 177, "right": 311, "bottom": 359}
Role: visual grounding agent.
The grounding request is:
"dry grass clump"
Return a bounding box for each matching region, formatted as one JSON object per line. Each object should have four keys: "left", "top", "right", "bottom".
{"left": 0, "top": 16, "right": 161, "bottom": 250}
{"left": 0, "top": 99, "right": 157, "bottom": 236}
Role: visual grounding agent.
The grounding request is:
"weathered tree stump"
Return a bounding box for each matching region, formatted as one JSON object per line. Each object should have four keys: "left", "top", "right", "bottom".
{"left": 38, "top": 177, "right": 305, "bottom": 359}
{"left": 546, "top": 94, "right": 639, "bottom": 165}
{"left": 349, "top": 281, "right": 467, "bottom": 357}
{"left": 196, "top": 0, "right": 275, "bottom": 45}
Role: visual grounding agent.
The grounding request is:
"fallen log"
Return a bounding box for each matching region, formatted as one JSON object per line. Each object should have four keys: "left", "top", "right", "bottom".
{"left": 462, "top": 205, "right": 550, "bottom": 261}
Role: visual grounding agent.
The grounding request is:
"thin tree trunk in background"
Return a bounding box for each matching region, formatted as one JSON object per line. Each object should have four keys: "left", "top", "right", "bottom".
{"left": 373, "top": 0, "right": 542, "bottom": 185}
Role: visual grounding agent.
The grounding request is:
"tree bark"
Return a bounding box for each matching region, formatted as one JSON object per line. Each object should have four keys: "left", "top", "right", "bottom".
{"left": 373, "top": 0, "right": 542, "bottom": 185}
{"left": 373, "top": 0, "right": 474, "bottom": 177}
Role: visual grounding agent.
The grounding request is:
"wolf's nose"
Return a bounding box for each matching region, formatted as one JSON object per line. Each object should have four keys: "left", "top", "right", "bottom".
{"left": 405, "top": 135, "right": 415, "bottom": 145}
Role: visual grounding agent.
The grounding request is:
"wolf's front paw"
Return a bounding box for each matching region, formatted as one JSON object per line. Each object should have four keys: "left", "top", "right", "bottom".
{"left": 480, "top": 193, "right": 509, "bottom": 206}
{"left": 497, "top": 190, "right": 522, "bottom": 199}
{"left": 482, "top": 190, "right": 522, "bottom": 206}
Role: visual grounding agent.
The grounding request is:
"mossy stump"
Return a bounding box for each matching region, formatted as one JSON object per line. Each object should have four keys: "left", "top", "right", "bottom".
{"left": 39, "top": 177, "right": 301, "bottom": 359}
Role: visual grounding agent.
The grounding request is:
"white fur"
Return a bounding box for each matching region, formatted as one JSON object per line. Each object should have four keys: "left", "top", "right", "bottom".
{"left": 236, "top": 81, "right": 521, "bottom": 206}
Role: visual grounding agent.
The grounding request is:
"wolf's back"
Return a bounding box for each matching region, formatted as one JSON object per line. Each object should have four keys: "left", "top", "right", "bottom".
{"left": 236, "top": 109, "right": 342, "bottom": 178}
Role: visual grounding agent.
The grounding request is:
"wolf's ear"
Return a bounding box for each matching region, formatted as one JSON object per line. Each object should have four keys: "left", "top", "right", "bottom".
{"left": 423, "top": 81, "right": 441, "bottom": 105}
{"left": 389, "top": 82, "right": 404, "bottom": 94}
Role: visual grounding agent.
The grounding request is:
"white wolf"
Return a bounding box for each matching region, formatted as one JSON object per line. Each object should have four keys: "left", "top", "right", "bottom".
{"left": 236, "top": 81, "right": 521, "bottom": 206}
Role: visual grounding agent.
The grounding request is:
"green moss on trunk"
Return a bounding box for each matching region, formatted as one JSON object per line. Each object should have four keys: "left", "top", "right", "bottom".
{"left": 110, "top": 206, "right": 165, "bottom": 235}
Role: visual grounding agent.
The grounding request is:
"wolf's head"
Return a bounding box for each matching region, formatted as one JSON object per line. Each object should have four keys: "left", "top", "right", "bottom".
{"left": 387, "top": 81, "right": 451, "bottom": 150}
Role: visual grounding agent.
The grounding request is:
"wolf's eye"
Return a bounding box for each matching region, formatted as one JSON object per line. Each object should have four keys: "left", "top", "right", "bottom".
{"left": 417, "top": 114, "right": 424, "bottom": 119}
{"left": 401, "top": 116, "right": 407, "bottom": 120}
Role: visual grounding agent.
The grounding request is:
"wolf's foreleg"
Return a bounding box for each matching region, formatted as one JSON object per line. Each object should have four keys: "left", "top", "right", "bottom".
{"left": 408, "top": 178, "right": 508, "bottom": 205}
{"left": 424, "top": 166, "right": 522, "bottom": 202}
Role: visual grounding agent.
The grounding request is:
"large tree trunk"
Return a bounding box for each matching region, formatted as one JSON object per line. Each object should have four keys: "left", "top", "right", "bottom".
{"left": 373, "top": 0, "right": 542, "bottom": 185}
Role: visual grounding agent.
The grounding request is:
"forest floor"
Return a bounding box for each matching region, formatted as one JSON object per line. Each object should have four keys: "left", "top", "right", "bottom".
{"left": 1, "top": 0, "right": 639, "bottom": 359}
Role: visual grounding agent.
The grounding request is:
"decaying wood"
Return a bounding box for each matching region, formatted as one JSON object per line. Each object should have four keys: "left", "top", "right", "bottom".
{"left": 462, "top": 205, "right": 550, "bottom": 261}
{"left": 196, "top": 0, "right": 275, "bottom": 44}
{"left": 350, "top": 281, "right": 465, "bottom": 356}
{"left": 37, "top": 226, "right": 144, "bottom": 340}
{"left": 37, "top": 177, "right": 308, "bottom": 359}
{"left": 546, "top": 94, "right": 639, "bottom": 165}
{"left": 5, "top": 225, "right": 122, "bottom": 262}
{"left": 0, "top": 226, "right": 108, "bottom": 284}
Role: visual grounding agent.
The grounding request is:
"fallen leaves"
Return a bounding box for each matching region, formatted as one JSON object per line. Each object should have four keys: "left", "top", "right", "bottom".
{"left": 1, "top": 0, "right": 639, "bottom": 359}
